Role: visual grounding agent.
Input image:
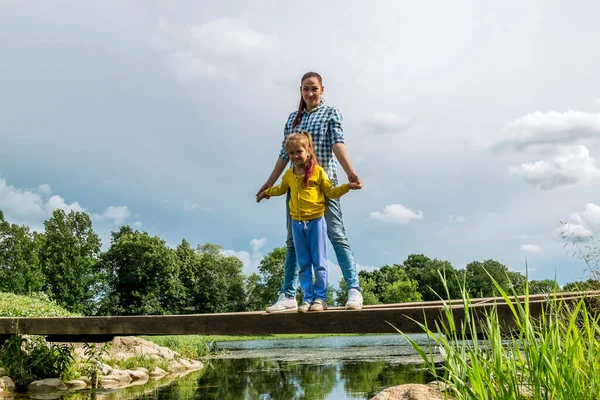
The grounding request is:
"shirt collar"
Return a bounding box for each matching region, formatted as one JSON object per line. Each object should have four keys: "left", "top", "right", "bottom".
{"left": 303, "top": 101, "right": 324, "bottom": 114}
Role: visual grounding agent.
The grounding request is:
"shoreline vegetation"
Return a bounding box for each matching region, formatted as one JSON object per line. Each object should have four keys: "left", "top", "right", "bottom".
{"left": 399, "top": 275, "right": 600, "bottom": 400}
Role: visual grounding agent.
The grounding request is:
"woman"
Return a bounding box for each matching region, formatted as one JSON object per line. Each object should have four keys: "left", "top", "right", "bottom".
{"left": 256, "top": 71, "right": 363, "bottom": 313}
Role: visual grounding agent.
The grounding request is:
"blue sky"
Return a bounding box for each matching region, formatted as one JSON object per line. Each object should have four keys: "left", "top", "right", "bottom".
{"left": 1, "top": 0, "right": 600, "bottom": 287}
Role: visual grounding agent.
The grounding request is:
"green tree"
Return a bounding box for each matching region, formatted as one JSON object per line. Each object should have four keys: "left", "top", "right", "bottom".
{"left": 403, "top": 254, "right": 462, "bottom": 301}
{"left": 338, "top": 264, "right": 421, "bottom": 306}
{"left": 507, "top": 271, "right": 527, "bottom": 295}
{"left": 562, "top": 279, "right": 600, "bottom": 292}
{"left": 99, "top": 226, "right": 183, "bottom": 315}
{"left": 0, "top": 211, "right": 45, "bottom": 294}
{"left": 245, "top": 247, "right": 287, "bottom": 311}
{"left": 39, "top": 209, "right": 101, "bottom": 314}
{"left": 465, "top": 259, "right": 510, "bottom": 298}
{"left": 529, "top": 279, "right": 559, "bottom": 294}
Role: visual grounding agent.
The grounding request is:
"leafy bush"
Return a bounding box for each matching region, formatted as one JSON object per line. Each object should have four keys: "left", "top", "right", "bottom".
{"left": 0, "top": 335, "right": 75, "bottom": 390}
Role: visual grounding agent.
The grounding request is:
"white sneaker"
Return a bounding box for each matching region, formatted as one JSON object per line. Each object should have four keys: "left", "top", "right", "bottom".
{"left": 346, "top": 288, "right": 363, "bottom": 310}
{"left": 266, "top": 293, "right": 298, "bottom": 313}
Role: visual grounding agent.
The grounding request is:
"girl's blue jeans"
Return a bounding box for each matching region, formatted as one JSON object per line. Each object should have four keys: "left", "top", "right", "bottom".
{"left": 291, "top": 216, "right": 328, "bottom": 303}
{"left": 281, "top": 192, "right": 361, "bottom": 298}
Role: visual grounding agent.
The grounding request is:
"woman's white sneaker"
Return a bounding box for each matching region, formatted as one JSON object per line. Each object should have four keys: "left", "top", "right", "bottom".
{"left": 266, "top": 293, "right": 298, "bottom": 313}
{"left": 345, "top": 288, "right": 363, "bottom": 310}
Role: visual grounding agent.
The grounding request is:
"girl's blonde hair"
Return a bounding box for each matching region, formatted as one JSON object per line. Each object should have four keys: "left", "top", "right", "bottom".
{"left": 285, "top": 131, "right": 318, "bottom": 188}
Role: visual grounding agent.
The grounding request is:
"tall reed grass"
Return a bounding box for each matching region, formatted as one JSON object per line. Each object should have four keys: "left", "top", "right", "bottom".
{"left": 399, "top": 274, "right": 600, "bottom": 399}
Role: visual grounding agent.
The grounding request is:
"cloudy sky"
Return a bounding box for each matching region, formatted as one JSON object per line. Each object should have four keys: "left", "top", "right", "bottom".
{"left": 1, "top": 0, "right": 599, "bottom": 287}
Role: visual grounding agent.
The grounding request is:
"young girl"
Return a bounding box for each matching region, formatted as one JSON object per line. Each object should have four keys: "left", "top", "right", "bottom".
{"left": 257, "top": 131, "right": 361, "bottom": 312}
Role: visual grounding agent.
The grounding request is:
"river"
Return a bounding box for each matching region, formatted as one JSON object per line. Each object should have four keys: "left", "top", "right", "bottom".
{"left": 47, "top": 334, "right": 442, "bottom": 399}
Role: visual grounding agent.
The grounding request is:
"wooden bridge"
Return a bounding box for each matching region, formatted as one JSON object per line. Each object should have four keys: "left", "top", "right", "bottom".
{"left": 0, "top": 291, "right": 597, "bottom": 342}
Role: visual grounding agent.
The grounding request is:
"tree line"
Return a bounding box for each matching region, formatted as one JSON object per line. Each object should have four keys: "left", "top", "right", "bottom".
{"left": 0, "top": 209, "right": 596, "bottom": 316}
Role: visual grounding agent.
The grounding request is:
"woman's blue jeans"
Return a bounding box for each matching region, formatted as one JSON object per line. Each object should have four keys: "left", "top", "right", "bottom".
{"left": 281, "top": 191, "right": 361, "bottom": 298}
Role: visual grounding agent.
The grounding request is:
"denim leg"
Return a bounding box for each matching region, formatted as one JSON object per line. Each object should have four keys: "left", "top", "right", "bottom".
{"left": 324, "top": 197, "right": 361, "bottom": 291}
{"left": 309, "top": 216, "right": 328, "bottom": 301}
{"left": 281, "top": 190, "right": 299, "bottom": 298}
{"left": 292, "top": 220, "right": 314, "bottom": 304}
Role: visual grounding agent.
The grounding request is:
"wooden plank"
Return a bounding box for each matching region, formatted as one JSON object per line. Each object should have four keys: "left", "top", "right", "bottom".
{"left": 0, "top": 292, "right": 594, "bottom": 341}
{"left": 0, "top": 300, "right": 545, "bottom": 339}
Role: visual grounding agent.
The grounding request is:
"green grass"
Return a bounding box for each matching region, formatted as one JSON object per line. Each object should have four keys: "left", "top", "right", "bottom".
{"left": 399, "top": 274, "right": 600, "bottom": 400}
{"left": 106, "top": 354, "right": 170, "bottom": 372}
{"left": 0, "top": 292, "right": 76, "bottom": 317}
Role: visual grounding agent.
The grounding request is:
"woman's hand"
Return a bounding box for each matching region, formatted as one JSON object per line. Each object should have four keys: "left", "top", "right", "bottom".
{"left": 349, "top": 182, "right": 362, "bottom": 190}
{"left": 256, "top": 191, "right": 270, "bottom": 202}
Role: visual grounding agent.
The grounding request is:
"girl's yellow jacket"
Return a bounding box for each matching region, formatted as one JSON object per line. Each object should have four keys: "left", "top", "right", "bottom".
{"left": 264, "top": 165, "right": 350, "bottom": 221}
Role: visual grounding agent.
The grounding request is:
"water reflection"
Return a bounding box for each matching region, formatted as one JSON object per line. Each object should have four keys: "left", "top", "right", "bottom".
{"left": 191, "top": 357, "right": 432, "bottom": 400}
{"left": 50, "top": 335, "right": 437, "bottom": 400}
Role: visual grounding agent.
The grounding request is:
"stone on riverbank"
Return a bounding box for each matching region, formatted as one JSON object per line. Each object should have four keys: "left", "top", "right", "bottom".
{"left": 27, "top": 379, "right": 67, "bottom": 395}
{"left": 65, "top": 380, "right": 87, "bottom": 390}
{"left": 149, "top": 367, "right": 168, "bottom": 378}
{"left": 0, "top": 376, "right": 15, "bottom": 393}
{"left": 371, "top": 383, "right": 445, "bottom": 400}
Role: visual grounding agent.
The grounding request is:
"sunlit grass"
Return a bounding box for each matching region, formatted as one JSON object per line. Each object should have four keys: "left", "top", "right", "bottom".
{"left": 0, "top": 292, "right": 77, "bottom": 317}
{"left": 398, "top": 273, "right": 600, "bottom": 400}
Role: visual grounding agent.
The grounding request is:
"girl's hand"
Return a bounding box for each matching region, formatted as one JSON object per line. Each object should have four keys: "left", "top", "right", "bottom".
{"left": 349, "top": 182, "right": 362, "bottom": 190}
{"left": 256, "top": 191, "right": 269, "bottom": 202}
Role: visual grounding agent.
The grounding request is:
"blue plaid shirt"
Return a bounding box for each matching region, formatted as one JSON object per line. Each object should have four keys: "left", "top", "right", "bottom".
{"left": 279, "top": 102, "right": 345, "bottom": 185}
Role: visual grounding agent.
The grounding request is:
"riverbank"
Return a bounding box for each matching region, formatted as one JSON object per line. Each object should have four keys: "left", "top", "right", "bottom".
{"left": 0, "top": 335, "right": 204, "bottom": 398}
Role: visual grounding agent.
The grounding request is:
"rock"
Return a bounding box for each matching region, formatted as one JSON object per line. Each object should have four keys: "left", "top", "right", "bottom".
{"left": 65, "top": 380, "right": 87, "bottom": 390}
{"left": 167, "top": 360, "right": 187, "bottom": 373}
{"left": 0, "top": 376, "right": 16, "bottom": 392}
{"left": 135, "top": 367, "right": 150, "bottom": 374}
{"left": 103, "top": 369, "right": 132, "bottom": 384}
{"left": 108, "top": 337, "right": 179, "bottom": 361}
{"left": 27, "top": 379, "right": 68, "bottom": 395}
{"left": 101, "top": 363, "right": 113, "bottom": 375}
{"left": 426, "top": 380, "right": 453, "bottom": 392}
{"left": 371, "top": 384, "right": 445, "bottom": 400}
{"left": 178, "top": 358, "right": 193, "bottom": 368}
{"left": 149, "top": 367, "right": 168, "bottom": 378}
{"left": 126, "top": 369, "right": 149, "bottom": 381}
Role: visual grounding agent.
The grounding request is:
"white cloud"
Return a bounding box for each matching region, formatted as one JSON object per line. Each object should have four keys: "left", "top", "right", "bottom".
{"left": 364, "top": 112, "right": 412, "bottom": 134}
{"left": 0, "top": 176, "right": 45, "bottom": 219}
{"left": 152, "top": 17, "right": 278, "bottom": 80}
{"left": 221, "top": 249, "right": 252, "bottom": 271}
{"left": 508, "top": 145, "right": 600, "bottom": 190}
{"left": 222, "top": 237, "right": 270, "bottom": 276}
{"left": 0, "top": 175, "right": 139, "bottom": 231}
{"left": 490, "top": 111, "right": 600, "bottom": 152}
{"left": 132, "top": 221, "right": 143, "bottom": 229}
{"left": 250, "top": 237, "right": 267, "bottom": 253}
{"left": 595, "top": 99, "right": 600, "bottom": 108}
{"left": 45, "top": 195, "right": 85, "bottom": 214}
{"left": 38, "top": 184, "right": 51, "bottom": 196}
{"left": 449, "top": 214, "right": 466, "bottom": 223}
{"left": 520, "top": 244, "right": 541, "bottom": 253}
{"left": 370, "top": 204, "right": 423, "bottom": 224}
{"left": 92, "top": 205, "right": 131, "bottom": 225}
{"left": 183, "top": 201, "right": 210, "bottom": 212}
{"left": 554, "top": 203, "right": 600, "bottom": 242}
